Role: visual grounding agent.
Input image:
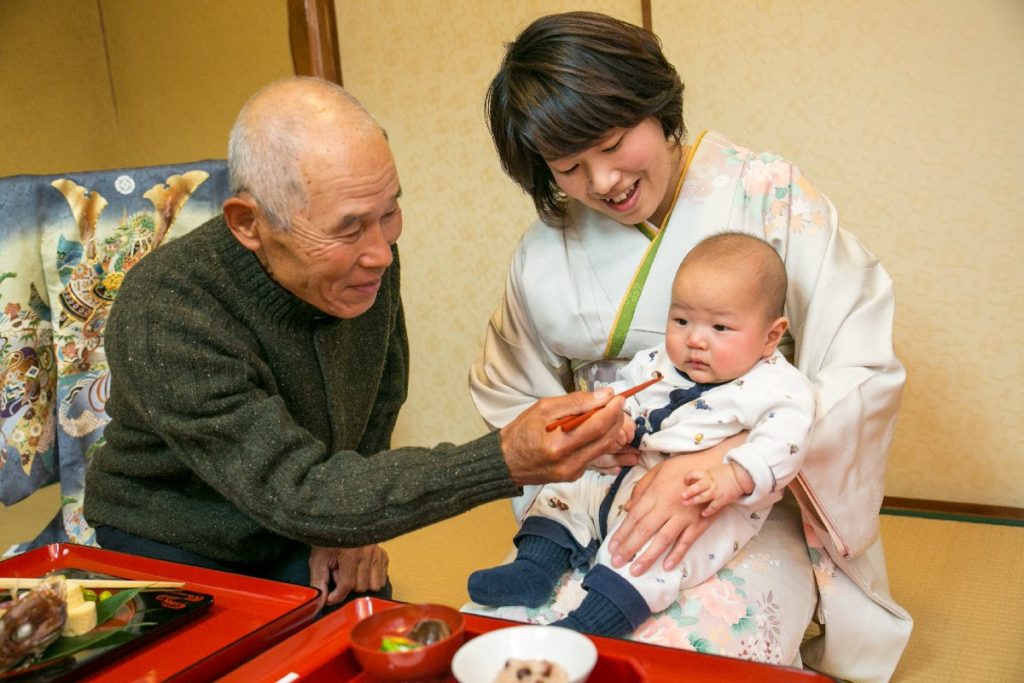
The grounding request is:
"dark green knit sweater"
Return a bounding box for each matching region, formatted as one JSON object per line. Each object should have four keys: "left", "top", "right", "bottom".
{"left": 84, "top": 216, "right": 518, "bottom": 563}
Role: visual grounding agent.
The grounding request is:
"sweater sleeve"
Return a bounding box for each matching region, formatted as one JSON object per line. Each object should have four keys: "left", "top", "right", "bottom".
{"left": 100, "top": 260, "right": 519, "bottom": 550}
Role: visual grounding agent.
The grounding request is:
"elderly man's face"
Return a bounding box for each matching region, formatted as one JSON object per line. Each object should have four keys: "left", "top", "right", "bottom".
{"left": 255, "top": 131, "right": 403, "bottom": 318}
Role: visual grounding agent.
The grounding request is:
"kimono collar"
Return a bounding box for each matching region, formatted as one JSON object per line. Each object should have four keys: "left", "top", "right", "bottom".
{"left": 604, "top": 130, "right": 708, "bottom": 359}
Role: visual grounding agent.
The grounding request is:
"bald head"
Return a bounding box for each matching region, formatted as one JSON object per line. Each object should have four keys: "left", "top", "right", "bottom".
{"left": 228, "top": 77, "right": 383, "bottom": 230}
{"left": 680, "top": 232, "right": 788, "bottom": 320}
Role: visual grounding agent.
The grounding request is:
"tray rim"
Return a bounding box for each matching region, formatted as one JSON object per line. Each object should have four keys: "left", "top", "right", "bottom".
{"left": 1, "top": 578, "right": 215, "bottom": 683}
{"left": 220, "top": 596, "right": 838, "bottom": 682}
{"left": 0, "top": 543, "right": 321, "bottom": 682}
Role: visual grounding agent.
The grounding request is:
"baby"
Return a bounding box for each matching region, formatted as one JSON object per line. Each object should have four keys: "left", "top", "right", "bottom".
{"left": 469, "top": 232, "right": 816, "bottom": 637}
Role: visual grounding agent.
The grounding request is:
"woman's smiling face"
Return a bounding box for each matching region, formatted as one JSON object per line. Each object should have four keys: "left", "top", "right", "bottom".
{"left": 545, "top": 117, "right": 681, "bottom": 227}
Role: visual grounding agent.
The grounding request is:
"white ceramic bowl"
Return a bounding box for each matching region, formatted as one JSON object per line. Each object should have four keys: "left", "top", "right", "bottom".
{"left": 450, "top": 625, "right": 597, "bottom": 683}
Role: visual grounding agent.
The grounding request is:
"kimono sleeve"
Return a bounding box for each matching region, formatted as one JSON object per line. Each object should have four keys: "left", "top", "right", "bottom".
{"left": 735, "top": 154, "right": 905, "bottom": 558}
{"left": 469, "top": 234, "right": 573, "bottom": 429}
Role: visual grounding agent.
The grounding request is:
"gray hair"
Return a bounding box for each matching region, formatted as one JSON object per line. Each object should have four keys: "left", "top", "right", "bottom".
{"left": 227, "top": 77, "right": 375, "bottom": 231}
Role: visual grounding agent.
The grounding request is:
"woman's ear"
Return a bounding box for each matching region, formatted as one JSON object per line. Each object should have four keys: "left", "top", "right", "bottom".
{"left": 223, "top": 195, "right": 262, "bottom": 253}
{"left": 763, "top": 316, "right": 789, "bottom": 356}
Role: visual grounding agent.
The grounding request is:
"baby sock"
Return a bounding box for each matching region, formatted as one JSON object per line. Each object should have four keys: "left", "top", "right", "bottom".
{"left": 467, "top": 534, "right": 571, "bottom": 607}
{"left": 551, "top": 565, "right": 651, "bottom": 638}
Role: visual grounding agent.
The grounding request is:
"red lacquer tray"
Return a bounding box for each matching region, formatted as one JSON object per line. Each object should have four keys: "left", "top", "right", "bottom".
{"left": 0, "top": 543, "right": 320, "bottom": 682}
{"left": 219, "top": 597, "right": 836, "bottom": 682}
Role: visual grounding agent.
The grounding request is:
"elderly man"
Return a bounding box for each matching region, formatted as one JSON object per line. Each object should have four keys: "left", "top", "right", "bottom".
{"left": 84, "top": 77, "right": 633, "bottom": 607}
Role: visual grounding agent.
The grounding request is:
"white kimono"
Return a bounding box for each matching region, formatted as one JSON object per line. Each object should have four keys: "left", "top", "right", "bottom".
{"left": 469, "top": 131, "right": 912, "bottom": 681}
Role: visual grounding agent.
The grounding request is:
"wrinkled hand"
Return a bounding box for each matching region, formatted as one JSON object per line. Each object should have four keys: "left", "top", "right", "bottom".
{"left": 499, "top": 389, "right": 631, "bottom": 485}
{"left": 309, "top": 545, "right": 389, "bottom": 606}
{"left": 589, "top": 410, "right": 639, "bottom": 475}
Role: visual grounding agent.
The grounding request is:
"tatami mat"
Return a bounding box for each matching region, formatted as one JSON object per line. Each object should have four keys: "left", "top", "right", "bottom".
{"left": 384, "top": 500, "right": 517, "bottom": 608}
{"left": 0, "top": 483, "right": 60, "bottom": 556}
{"left": 880, "top": 515, "right": 1024, "bottom": 682}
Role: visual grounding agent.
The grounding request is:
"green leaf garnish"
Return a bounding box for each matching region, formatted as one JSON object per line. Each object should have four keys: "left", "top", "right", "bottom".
{"left": 379, "top": 635, "right": 422, "bottom": 652}
{"left": 40, "top": 629, "right": 136, "bottom": 660}
{"left": 95, "top": 587, "right": 143, "bottom": 625}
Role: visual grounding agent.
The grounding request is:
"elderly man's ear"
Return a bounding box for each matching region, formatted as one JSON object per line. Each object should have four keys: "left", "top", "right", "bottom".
{"left": 223, "top": 195, "right": 262, "bottom": 253}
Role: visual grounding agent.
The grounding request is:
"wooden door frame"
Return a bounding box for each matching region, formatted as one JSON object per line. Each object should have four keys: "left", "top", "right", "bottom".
{"left": 287, "top": 0, "right": 652, "bottom": 86}
{"left": 288, "top": 0, "right": 343, "bottom": 84}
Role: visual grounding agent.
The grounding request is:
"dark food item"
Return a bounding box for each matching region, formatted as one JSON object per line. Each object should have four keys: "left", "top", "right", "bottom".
{"left": 0, "top": 577, "right": 67, "bottom": 673}
{"left": 495, "top": 658, "right": 570, "bottom": 683}
{"left": 378, "top": 617, "right": 453, "bottom": 652}
{"left": 407, "top": 618, "right": 451, "bottom": 646}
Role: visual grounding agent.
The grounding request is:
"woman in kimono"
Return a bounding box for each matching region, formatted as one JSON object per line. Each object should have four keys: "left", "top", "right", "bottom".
{"left": 468, "top": 12, "right": 911, "bottom": 682}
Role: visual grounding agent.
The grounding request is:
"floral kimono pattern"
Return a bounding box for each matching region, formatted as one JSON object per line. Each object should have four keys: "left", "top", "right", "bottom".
{"left": 468, "top": 131, "right": 910, "bottom": 679}
{"left": 0, "top": 161, "right": 229, "bottom": 550}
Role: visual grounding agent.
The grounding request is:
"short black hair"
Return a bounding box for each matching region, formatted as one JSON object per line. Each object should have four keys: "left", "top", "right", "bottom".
{"left": 486, "top": 12, "right": 685, "bottom": 227}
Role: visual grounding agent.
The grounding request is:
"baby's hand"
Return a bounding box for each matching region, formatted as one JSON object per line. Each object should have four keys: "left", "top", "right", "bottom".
{"left": 681, "top": 469, "right": 715, "bottom": 506}
{"left": 683, "top": 465, "right": 744, "bottom": 517}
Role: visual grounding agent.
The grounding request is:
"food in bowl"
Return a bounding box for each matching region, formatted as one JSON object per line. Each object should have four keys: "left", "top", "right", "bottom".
{"left": 494, "top": 658, "right": 570, "bottom": 682}
{"left": 451, "top": 625, "right": 596, "bottom": 683}
{"left": 408, "top": 617, "right": 452, "bottom": 644}
{"left": 379, "top": 617, "right": 453, "bottom": 651}
{"left": 350, "top": 603, "right": 465, "bottom": 681}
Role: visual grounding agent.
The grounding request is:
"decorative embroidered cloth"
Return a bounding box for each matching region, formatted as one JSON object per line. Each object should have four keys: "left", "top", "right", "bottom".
{"left": 0, "top": 160, "right": 230, "bottom": 548}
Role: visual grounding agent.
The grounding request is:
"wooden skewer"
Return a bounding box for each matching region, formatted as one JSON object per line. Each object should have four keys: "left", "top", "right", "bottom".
{"left": 546, "top": 373, "right": 663, "bottom": 433}
{"left": 0, "top": 578, "right": 186, "bottom": 590}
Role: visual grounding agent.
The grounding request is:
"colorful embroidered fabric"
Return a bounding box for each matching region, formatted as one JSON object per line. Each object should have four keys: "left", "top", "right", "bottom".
{"left": 0, "top": 161, "right": 230, "bottom": 549}
{"left": 464, "top": 493, "right": 817, "bottom": 664}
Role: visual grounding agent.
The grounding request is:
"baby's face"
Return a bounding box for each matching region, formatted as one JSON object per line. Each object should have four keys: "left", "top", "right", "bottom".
{"left": 664, "top": 264, "right": 779, "bottom": 384}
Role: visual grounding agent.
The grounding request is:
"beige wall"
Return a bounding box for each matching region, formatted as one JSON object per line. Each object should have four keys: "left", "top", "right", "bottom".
{"left": 0, "top": 1, "right": 121, "bottom": 174}
{"left": 341, "top": 0, "right": 1024, "bottom": 508}
{"left": 0, "top": 0, "right": 292, "bottom": 176}
{"left": 652, "top": 0, "right": 1024, "bottom": 507}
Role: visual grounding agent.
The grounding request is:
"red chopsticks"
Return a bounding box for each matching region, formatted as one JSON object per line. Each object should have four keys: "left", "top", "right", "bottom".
{"left": 545, "top": 373, "right": 663, "bottom": 432}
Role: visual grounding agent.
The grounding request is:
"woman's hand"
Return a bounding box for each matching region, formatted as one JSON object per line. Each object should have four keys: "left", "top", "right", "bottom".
{"left": 607, "top": 432, "right": 747, "bottom": 575}
{"left": 309, "top": 544, "right": 389, "bottom": 606}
